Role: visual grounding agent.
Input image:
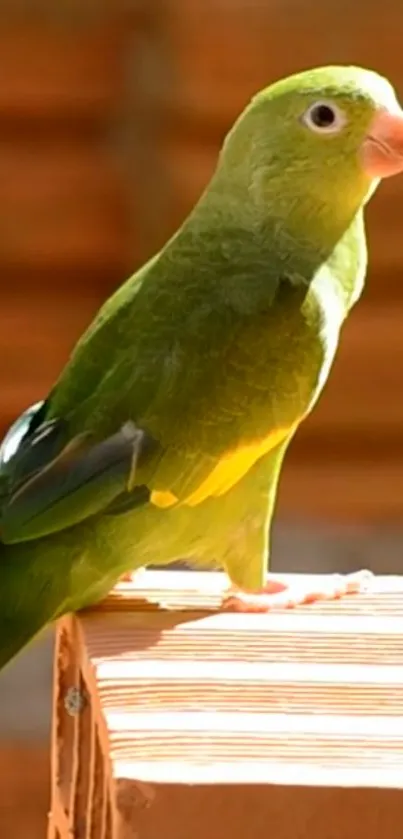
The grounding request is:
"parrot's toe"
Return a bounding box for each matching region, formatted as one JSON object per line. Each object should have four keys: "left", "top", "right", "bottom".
{"left": 221, "top": 569, "right": 374, "bottom": 612}
{"left": 119, "top": 568, "right": 148, "bottom": 584}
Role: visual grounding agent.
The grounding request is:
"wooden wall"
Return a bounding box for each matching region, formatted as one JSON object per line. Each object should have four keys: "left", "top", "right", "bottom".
{"left": 2, "top": 0, "right": 403, "bottom": 529}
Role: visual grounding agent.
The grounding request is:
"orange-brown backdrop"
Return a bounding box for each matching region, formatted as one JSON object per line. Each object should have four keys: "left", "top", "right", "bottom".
{"left": 1, "top": 3, "right": 403, "bottom": 837}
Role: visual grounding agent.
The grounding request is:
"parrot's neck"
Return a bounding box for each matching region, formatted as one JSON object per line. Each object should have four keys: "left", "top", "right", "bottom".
{"left": 172, "top": 181, "right": 368, "bottom": 313}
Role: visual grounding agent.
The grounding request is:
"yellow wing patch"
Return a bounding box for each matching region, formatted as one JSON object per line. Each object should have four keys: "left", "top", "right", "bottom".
{"left": 150, "top": 425, "right": 294, "bottom": 510}
{"left": 150, "top": 490, "right": 178, "bottom": 508}
{"left": 184, "top": 425, "right": 293, "bottom": 506}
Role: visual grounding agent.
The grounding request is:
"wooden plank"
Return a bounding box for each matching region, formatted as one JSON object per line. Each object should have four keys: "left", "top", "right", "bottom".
{"left": 49, "top": 570, "right": 403, "bottom": 838}
{"left": 80, "top": 570, "right": 403, "bottom": 788}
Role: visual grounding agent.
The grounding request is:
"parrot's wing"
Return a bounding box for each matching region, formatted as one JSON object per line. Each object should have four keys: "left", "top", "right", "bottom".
{"left": 0, "top": 401, "right": 150, "bottom": 545}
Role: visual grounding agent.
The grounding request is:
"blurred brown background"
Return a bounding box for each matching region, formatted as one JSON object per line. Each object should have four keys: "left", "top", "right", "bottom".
{"left": 2, "top": 2, "right": 403, "bottom": 838}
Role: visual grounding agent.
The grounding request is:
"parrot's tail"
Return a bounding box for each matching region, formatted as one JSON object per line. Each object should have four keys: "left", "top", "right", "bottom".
{"left": 0, "top": 539, "right": 59, "bottom": 673}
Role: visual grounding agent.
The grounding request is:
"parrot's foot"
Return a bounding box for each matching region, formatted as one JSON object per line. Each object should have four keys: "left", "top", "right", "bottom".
{"left": 222, "top": 570, "right": 374, "bottom": 612}
{"left": 120, "top": 568, "right": 148, "bottom": 584}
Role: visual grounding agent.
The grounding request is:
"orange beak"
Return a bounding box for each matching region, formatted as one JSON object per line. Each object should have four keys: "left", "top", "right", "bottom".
{"left": 360, "top": 108, "right": 403, "bottom": 178}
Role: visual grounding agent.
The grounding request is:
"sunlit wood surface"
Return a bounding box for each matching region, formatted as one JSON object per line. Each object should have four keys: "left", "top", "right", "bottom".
{"left": 48, "top": 570, "right": 403, "bottom": 839}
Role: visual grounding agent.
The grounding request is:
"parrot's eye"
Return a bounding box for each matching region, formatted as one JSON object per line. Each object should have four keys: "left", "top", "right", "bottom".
{"left": 301, "top": 100, "right": 347, "bottom": 134}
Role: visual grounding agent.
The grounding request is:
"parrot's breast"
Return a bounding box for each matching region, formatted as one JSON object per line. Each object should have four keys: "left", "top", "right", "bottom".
{"left": 305, "top": 269, "right": 346, "bottom": 412}
{"left": 148, "top": 271, "right": 347, "bottom": 512}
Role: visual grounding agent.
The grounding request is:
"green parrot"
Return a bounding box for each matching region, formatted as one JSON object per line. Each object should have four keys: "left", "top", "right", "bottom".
{"left": 1, "top": 65, "right": 403, "bottom": 671}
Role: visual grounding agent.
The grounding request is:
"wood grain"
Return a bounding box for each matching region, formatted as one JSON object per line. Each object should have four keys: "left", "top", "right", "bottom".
{"left": 48, "top": 570, "right": 403, "bottom": 838}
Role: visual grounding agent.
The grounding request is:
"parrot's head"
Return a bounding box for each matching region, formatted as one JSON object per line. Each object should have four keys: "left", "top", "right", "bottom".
{"left": 218, "top": 65, "right": 403, "bottom": 239}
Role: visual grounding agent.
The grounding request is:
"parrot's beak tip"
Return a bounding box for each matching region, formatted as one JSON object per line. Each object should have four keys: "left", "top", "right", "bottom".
{"left": 360, "top": 107, "right": 403, "bottom": 179}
